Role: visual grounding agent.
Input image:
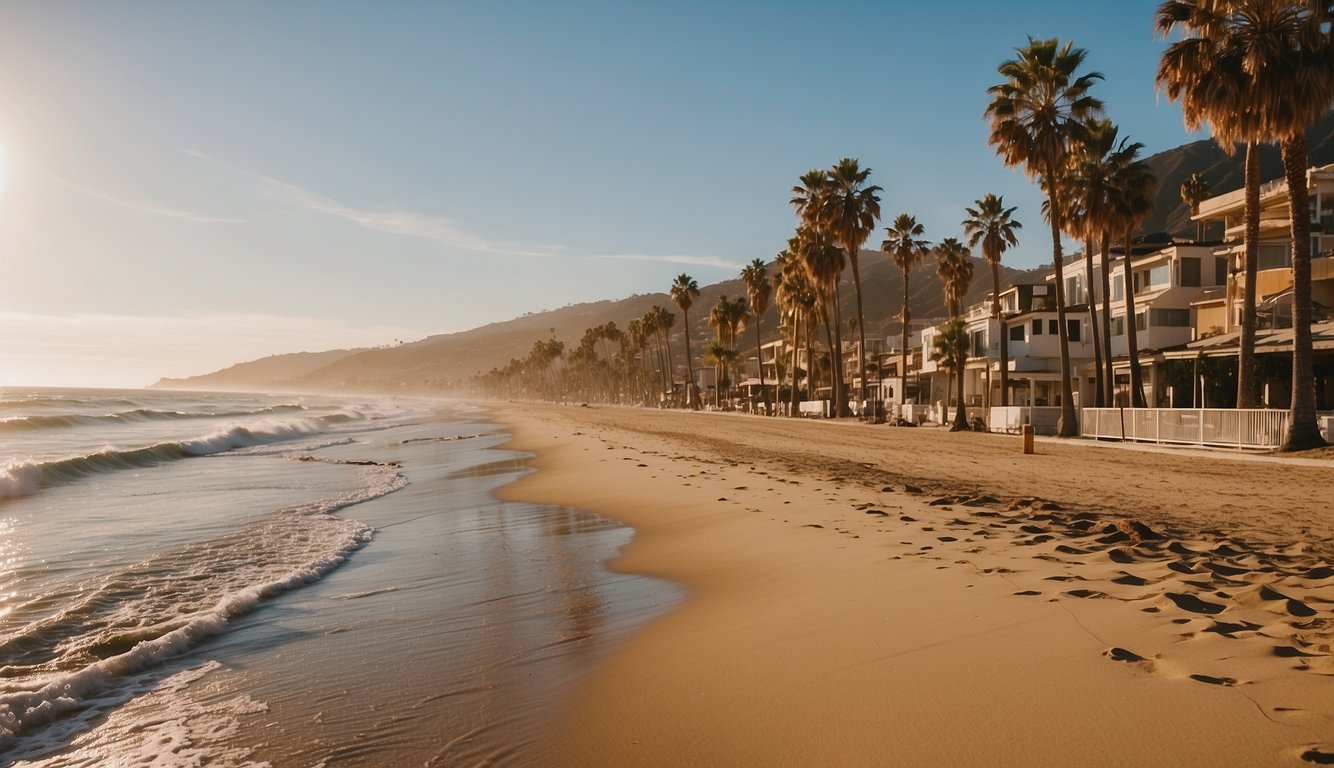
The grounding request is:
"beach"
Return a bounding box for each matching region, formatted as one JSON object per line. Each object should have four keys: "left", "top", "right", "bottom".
{"left": 494, "top": 403, "right": 1334, "bottom": 767}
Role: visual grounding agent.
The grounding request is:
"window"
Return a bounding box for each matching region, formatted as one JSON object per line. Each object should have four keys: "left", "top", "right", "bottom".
{"left": 1146, "top": 264, "right": 1170, "bottom": 290}
{"left": 1112, "top": 277, "right": 1124, "bottom": 300}
{"left": 1258, "top": 244, "right": 1290, "bottom": 270}
{"left": 971, "top": 330, "right": 987, "bottom": 357}
{"left": 1048, "top": 319, "right": 1059, "bottom": 335}
{"left": 1215, "top": 257, "right": 1228, "bottom": 285}
{"left": 1010, "top": 324, "right": 1025, "bottom": 342}
{"left": 1113, "top": 317, "right": 1124, "bottom": 336}
{"left": 1032, "top": 319, "right": 1043, "bottom": 335}
{"left": 1067, "top": 319, "right": 1081, "bottom": 341}
{"left": 1151, "top": 308, "right": 1190, "bottom": 327}
{"left": 1180, "top": 258, "right": 1201, "bottom": 287}
{"left": 1066, "top": 275, "right": 1083, "bottom": 305}
{"left": 1135, "top": 311, "right": 1147, "bottom": 332}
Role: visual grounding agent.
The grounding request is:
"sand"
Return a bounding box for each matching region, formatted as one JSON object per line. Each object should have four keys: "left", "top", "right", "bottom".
{"left": 493, "top": 403, "right": 1334, "bottom": 768}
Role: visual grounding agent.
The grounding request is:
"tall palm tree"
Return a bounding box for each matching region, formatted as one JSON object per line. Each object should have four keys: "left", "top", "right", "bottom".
{"left": 1157, "top": 2, "right": 1264, "bottom": 410}
{"left": 1109, "top": 136, "right": 1159, "bottom": 408}
{"left": 821, "top": 158, "right": 883, "bottom": 405}
{"left": 987, "top": 37, "right": 1104, "bottom": 436}
{"left": 963, "top": 194, "right": 1022, "bottom": 409}
{"left": 930, "top": 318, "right": 971, "bottom": 431}
{"left": 1066, "top": 119, "right": 1128, "bottom": 408}
{"left": 796, "top": 224, "right": 848, "bottom": 416}
{"left": 741, "top": 258, "right": 773, "bottom": 414}
{"left": 882, "top": 213, "right": 931, "bottom": 407}
{"left": 1157, "top": 0, "right": 1334, "bottom": 442}
{"left": 775, "top": 244, "right": 818, "bottom": 415}
{"left": 936, "top": 237, "right": 975, "bottom": 431}
{"left": 670, "top": 273, "right": 701, "bottom": 409}
{"left": 703, "top": 341, "right": 737, "bottom": 408}
{"left": 652, "top": 305, "right": 676, "bottom": 395}
{"left": 1179, "top": 172, "right": 1210, "bottom": 241}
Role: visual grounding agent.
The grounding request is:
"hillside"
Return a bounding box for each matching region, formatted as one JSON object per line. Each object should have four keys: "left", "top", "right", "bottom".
{"left": 154, "top": 349, "right": 362, "bottom": 392}
{"left": 155, "top": 253, "right": 1044, "bottom": 394}
{"left": 1142, "top": 110, "right": 1334, "bottom": 237}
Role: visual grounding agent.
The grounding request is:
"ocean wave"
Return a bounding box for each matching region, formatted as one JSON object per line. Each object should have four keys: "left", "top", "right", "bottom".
{"left": 0, "top": 415, "right": 336, "bottom": 498}
{"left": 0, "top": 465, "right": 405, "bottom": 750}
{"left": 0, "top": 404, "right": 307, "bottom": 432}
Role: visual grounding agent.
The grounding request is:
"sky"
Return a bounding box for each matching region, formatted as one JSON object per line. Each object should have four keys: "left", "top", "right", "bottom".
{"left": 0, "top": 1, "right": 1207, "bottom": 388}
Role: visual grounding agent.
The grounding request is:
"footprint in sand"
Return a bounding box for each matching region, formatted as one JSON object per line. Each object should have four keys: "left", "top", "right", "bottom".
{"left": 1106, "top": 647, "right": 1148, "bottom": 663}
{"left": 1189, "top": 673, "right": 1239, "bottom": 686}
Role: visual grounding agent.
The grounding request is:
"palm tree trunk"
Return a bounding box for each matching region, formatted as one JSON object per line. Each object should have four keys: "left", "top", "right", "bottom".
{"left": 754, "top": 321, "right": 767, "bottom": 416}
{"left": 682, "top": 308, "right": 697, "bottom": 410}
{"left": 954, "top": 349, "right": 969, "bottom": 431}
{"left": 991, "top": 259, "right": 1008, "bottom": 409}
{"left": 1100, "top": 231, "right": 1114, "bottom": 407}
{"left": 790, "top": 311, "right": 801, "bottom": 417}
{"left": 1279, "top": 133, "right": 1326, "bottom": 451}
{"left": 1045, "top": 170, "right": 1079, "bottom": 437}
{"left": 851, "top": 256, "right": 868, "bottom": 406}
{"left": 1084, "top": 237, "right": 1104, "bottom": 407}
{"left": 901, "top": 265, "right": 912, "bottom": 411}
{"left": 1123, "top": 225, "right": 1147, "bottom": 408}
{"left": 831, "top": 288, "right": 848, "bottom": 417}
{"left": 1237, "top": 141, "right": 1260, "bottom": 409}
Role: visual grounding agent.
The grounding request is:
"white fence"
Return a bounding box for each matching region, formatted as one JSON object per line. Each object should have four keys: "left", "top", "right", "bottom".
{"left": 1080, "top": 408, "right": 1289, "bottom": 449}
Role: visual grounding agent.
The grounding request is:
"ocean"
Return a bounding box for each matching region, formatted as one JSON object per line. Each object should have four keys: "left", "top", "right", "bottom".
{"left": 0, "top": 387, "right": 675, "bottom": 766}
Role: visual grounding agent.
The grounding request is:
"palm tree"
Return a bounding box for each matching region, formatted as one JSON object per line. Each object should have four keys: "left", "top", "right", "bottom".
{"left": 670, "top": 273, "right": 701, "bottom": 409}
{"left": 1065, "top": 119, "right": 1127, "bottom": 407}
{"left": 741, "top": 258, "right": 773, "bottom": 414}
{"left": 1157, "top": 0, "right": 1334, "bottom": 445}
{"left": 987, "top": 37, "right": 1104, "bottom": 436}
{"left": 795, "top": 224, "right": 848, "bottom": 416}
{"left": 792, "top": 171, "right": 850, "bottom": 416}
{"left": 1180, "top": 172, "right": 1210, "bottom": 241}
{"left": 930, "top": 318, "right": 971, "bottom": 431}
{"left": 775, "top": 244, "right": 817, "bottom": 415}
{"left": 821, "top": 158, "right": 883, "bottom": 406}
{"left": 882, "top": 213, "right": 931, "bottom": 407}
{"left": 652, "top": 305, "right": 676, "bottom": 396}
{"left": 963, "top": 194, "right": 1022, "bottom": 409}
{"left": 1109, "top": 136, "right": 1158, "bottom": 408}
{"left": 936, "top": 237, "right": 974, "bottom": 430}
{"left": 1157, "top": 3, "right": 1264, "bottom": 410}
{"left": 627, "top": 317, "right": 648, "bottom": 401}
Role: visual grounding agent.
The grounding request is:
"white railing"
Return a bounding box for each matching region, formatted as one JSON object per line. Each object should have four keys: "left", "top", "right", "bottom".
{"left": 1080, "top": 408, "right": 1289, "bottom": 449}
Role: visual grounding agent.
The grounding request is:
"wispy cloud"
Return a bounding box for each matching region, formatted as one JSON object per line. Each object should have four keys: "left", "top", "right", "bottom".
{"left": 188, "top": 150, "right": 562, "bottom": 258}
{"left": 592, "top": 253, "right": 743, "bottom": 271}
{"left": 51, "top": 175, "right": 243, "bottom": 224}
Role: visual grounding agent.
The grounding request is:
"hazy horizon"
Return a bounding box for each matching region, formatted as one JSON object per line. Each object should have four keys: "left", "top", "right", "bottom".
{"left": 0, "top": 1, "right": 1205, "bottom": 388}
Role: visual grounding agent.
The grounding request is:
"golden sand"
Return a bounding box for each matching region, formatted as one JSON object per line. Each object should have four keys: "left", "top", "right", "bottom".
{"left": 494, "top": 403, "right": 1333, "bottom": 767}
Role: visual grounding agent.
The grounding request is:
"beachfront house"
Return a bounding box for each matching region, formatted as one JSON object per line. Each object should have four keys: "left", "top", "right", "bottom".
{"left": 1192, "top": 162, "right": 1334, "bottom": 335}
{"left": 1178, "top": 162, "right": 1334, "bottom": 410}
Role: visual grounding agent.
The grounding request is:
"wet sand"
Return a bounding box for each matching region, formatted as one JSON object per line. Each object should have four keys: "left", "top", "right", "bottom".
{"left": 18, "top": 409, "right": 678, "bottom": 767}
{"left": 494, "top": 403, "right": 1334, "bottom": 768}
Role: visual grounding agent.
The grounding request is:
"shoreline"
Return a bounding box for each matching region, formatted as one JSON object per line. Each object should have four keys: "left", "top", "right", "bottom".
{"left": 493, "top": 402, "right": 1333, "bottom": 767}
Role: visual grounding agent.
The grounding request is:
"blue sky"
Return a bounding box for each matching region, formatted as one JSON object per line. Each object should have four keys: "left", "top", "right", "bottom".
{"left": 0, "top": 1, "right": 1205, "bottom": 387}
